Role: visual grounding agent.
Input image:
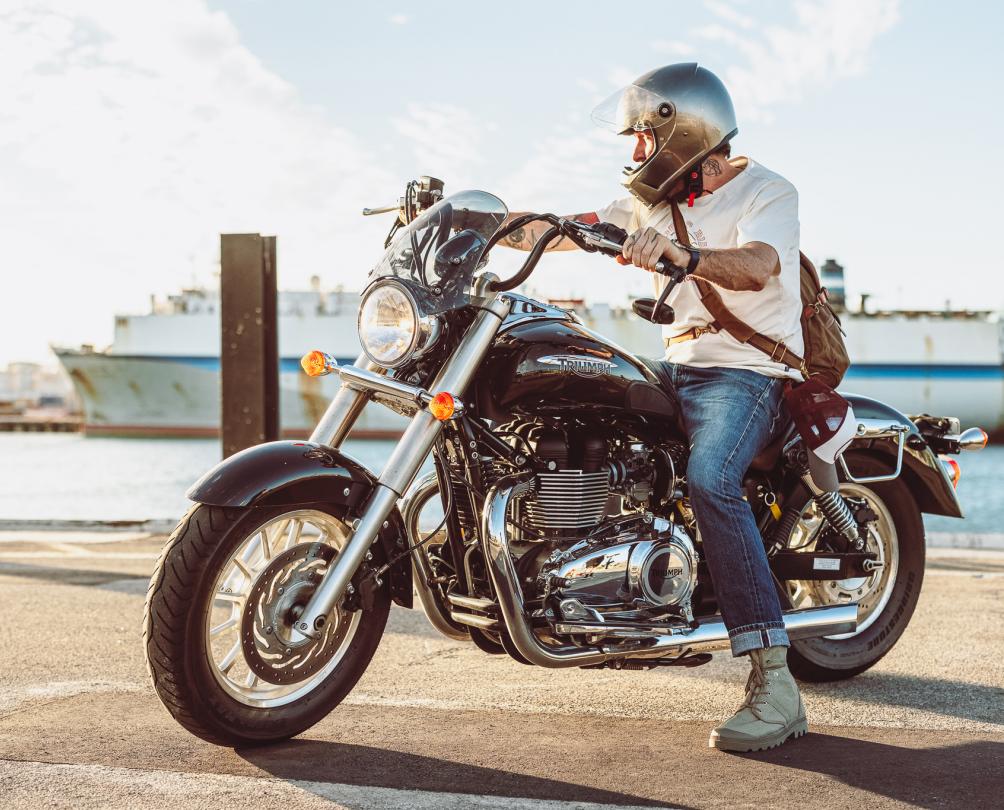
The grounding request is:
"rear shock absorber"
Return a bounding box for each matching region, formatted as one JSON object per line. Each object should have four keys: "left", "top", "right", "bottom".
{"left": 800, "top": 469, "right": 864, "bottom": 551}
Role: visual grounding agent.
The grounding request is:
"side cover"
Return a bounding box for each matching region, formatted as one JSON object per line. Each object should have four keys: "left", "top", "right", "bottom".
{"left": 187, "top": 440, "right": 413, "bottom": 607}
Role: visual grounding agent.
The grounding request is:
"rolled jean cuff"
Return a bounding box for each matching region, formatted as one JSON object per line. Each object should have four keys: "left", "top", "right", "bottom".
{"left": 728, "top": 624, "right": 790, "bottom": 657}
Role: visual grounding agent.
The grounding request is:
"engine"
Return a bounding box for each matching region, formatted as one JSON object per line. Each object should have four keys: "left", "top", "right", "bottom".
{"left": 534, "top": 516, "right": 698, "bottom": 624}
{"left": 495, "top": 421, "right": 697, "bottom": 624}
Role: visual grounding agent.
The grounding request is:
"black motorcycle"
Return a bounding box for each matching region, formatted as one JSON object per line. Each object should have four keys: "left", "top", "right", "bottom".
{"left": 144, "top": 178, "right": 985, "bottom": 745}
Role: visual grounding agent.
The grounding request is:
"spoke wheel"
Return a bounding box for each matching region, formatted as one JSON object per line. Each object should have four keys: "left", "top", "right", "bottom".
{"left": 779, "top": 454, "right": 925, "bottom": 682}
{"left": 144, "top": 504, "right": 390, "bottom": 746}
{"left": 205, "top": 510, "right": 361, "bottom": 708}
{"left": 785, "top": 484, "right": 899, "bottom": 638}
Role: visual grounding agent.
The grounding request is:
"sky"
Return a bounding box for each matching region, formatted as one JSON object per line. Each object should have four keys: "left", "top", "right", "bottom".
{"left": 2, "top": 0, "right": 1003, "bottom": 366}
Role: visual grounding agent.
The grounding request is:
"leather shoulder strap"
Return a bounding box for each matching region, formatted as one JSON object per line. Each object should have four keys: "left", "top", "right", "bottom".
{"left": 668, "top": 200, "right": 807, "bottom": 375}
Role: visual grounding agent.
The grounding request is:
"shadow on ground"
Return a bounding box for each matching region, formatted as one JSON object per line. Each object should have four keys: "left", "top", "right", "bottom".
{"left": 740, "top": 733, "right": 1003, "bottom": 809}
{"left": 239, "top": 740, "right": 684, "bottom": 808}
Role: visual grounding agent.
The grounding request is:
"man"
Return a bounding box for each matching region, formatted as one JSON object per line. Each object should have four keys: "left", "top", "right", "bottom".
{"left": 501, "top": 63, "right": 806, "bottom": 753}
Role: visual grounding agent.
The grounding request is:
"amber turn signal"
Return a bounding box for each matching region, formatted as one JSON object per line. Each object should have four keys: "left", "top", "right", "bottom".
{"left": 429, "top": 392, "right": 456, "bottom": 421}
{"left": 300, "top": 350, "right": 336, "bottom": 377}
{"left": 940, "top": 456, "right": 961, "bottom": 489}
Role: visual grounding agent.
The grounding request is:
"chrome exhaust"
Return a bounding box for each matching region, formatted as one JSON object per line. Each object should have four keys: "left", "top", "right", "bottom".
{"left": 482, "top": 473, "right": 859, "bottom": 669}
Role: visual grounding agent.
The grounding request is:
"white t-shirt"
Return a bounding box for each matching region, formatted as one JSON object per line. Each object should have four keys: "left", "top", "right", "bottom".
{"left": 597, "top": 157, "right": 803, "bottom": 381}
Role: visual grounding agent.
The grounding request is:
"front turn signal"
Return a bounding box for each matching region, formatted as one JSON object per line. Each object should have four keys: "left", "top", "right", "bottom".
{"left": 429, "top": 391, "right": 456, "bottom": 420}
{"left": 301, "top": 350, "right": 337, "bottom": 377}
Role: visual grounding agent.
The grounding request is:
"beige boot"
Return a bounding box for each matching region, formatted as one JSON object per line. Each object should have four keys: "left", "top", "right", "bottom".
{"left": 709, "top": 646, "right": 808, "bottom": 752}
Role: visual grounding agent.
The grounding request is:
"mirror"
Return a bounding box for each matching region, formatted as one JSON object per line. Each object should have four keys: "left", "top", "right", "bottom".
{"left": 632, "top": 297, "right": 675, "bottom": 324}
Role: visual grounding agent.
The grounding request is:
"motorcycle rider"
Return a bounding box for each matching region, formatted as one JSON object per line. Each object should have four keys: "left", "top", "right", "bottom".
{"left": 501, "top": 63, "right": 806, "bottom": 753}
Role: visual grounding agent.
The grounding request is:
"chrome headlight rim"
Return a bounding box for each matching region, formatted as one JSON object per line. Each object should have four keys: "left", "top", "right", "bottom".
{"left": 357, "top": 280, "right": 441, "bottom": 369}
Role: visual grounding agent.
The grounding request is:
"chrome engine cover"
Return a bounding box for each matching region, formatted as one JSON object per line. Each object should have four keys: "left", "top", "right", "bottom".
{"left": 538, "top": 518, "right": 698, "bottom": 613}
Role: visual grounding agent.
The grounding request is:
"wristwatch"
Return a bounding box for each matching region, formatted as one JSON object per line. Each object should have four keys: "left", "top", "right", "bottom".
{"left": 673, "top": 240, "right": 701, "bottom": 275}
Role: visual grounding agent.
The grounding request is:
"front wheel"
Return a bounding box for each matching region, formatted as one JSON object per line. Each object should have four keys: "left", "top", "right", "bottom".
{"left": 143, "top": 504, "right": 389, "bottom": 746}
{"left": 780, "top": 455, "right": 926, "bottom": 682}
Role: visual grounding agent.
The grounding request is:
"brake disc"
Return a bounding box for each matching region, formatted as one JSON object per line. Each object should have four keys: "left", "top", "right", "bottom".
{"left": 240, "top": 542, "right": 349, "bottom": 686}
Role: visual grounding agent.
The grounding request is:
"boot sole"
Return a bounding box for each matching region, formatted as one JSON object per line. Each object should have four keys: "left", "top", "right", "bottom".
{"left": 709, "top": 717, "right": 808, "bottom": 753}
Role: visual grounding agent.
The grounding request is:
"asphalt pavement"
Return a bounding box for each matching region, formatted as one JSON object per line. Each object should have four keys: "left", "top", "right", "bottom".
{"left": 0, "top": 530, "right": 1002, "bottom": 809}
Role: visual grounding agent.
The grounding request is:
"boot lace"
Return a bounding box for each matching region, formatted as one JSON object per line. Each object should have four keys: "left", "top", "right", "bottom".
{"left": 737, "top": 654, "right": 773, "bottom": 721}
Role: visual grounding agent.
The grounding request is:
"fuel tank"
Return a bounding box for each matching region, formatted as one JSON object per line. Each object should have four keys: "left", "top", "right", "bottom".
{"left": 476, "top": 316, "right": 679, "bottom": 432}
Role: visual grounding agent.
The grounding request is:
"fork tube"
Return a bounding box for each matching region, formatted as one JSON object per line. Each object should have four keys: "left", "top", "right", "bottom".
{"left": 309, "top": 354, "right": 383, "bottom": 447}
{"left": 295, "top": 296, "right": 512, "bottom": 636}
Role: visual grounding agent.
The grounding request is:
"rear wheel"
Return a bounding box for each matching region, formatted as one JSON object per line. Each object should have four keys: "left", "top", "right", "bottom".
{"left": 781, "top": 455, "right": 926, "bottom": 682}
{"left": 143, "top": 504, "right": 389, "bottom": 746}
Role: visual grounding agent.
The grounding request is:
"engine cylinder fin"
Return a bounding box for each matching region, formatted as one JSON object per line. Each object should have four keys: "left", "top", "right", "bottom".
{"left": 524, "top": 470, "right": 610, "bottom": 532}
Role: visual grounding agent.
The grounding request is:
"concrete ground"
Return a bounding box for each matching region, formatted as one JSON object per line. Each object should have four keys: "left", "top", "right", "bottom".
{"left": 0, "top": 529, "right": 1001, "bottom": 809}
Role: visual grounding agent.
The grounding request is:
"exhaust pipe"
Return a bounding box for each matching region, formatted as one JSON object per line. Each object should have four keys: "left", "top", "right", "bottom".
{"left": 482, "top": 473, "right": 858, "bottom": 669}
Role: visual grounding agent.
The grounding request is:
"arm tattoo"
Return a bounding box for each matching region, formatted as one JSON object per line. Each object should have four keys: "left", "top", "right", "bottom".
{"left": 702, "top": 157, "right": 723, "bottom": 177}
{"left": 504, "top": 227, "right": 527, "bottom": 248}
{"left": 691, "top": 242, "right": 778, "bottom": 292}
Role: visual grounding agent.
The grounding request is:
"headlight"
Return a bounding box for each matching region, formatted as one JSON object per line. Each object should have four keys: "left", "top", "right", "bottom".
{"left": 357, "top": 282, "right": 440, "bottom": 368}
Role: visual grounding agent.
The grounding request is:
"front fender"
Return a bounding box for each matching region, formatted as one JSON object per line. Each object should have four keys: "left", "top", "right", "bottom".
{"left": 187, "top": 440, "right": 413, "bottom": 607}
{"left": 187, "top": 440, "right": 374, "bottom": 508}
{"left": 843, "top": 393, "right": 963, "bottom": 518}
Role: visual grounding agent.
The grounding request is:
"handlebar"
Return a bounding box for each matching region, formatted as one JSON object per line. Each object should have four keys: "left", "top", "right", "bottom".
{"left": 484, "top": 214, "right": 688, "bottom": 294}
{"left": 362, "top": 203, "right": 401, "bottom": 216}
{"left": 559, "top": 219, "right": 687, "bottom": 281}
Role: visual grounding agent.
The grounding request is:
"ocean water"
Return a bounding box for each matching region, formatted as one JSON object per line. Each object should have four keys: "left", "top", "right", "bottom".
{"left": 0, "top": 433, "right": 1000, "bottom": 534}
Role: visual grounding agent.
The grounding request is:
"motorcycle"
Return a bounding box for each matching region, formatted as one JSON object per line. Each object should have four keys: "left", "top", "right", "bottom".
{"left": 144, "top": 177, "right": 987, "bottom": 745}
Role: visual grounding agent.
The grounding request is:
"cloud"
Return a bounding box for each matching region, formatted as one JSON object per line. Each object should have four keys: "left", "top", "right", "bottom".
{"left": 0, "top": 0, "right": 397, "bottom": 362}
{"left": 652, "top": 40, "right": 697, "bottom": 56}
{"left": 704, "top": 0, "right": 755, "bottom": 29}
{"left": 388, "top": 13, "right": 409, "bottom": 25}
{"left": 391, "top": 102, "right": 489, "bottom": 187}
{"left": 495, "top": 128, "right": 625, "bottom": 213}
{"left": 697, "top": 0, "right": 902, "bottom": 121}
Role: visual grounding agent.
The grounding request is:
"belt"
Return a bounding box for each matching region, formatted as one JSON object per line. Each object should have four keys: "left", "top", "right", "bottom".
{"left": 664, "top": 323, "right": 719, "bottom": 347}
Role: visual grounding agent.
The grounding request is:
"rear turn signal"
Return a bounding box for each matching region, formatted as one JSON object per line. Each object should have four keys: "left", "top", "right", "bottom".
{"left": 429, "top": 392, "right": 456, "bottom": 421}
{"left": 940, "top": 456, "right": 961, "bottom": 489}
{"left": 301, "top": 350, "right": 337, "bottom": 377}
{"left": 959, "top": 427, "right": 989, "bottom": 451}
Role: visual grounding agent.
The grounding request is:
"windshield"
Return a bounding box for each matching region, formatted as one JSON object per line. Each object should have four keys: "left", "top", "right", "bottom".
{"left": 366, "top": 190, "right": 507, "bottom": 314}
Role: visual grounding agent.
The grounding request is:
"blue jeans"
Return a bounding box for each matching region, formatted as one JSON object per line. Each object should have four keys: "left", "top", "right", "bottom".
{"left": 660, "top": 363, "right": 789, "bottom": 656}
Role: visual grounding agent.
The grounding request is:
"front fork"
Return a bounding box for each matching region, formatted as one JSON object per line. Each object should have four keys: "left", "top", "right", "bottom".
{"left": 293, "top": 294, "right": 513, "bottom": 639}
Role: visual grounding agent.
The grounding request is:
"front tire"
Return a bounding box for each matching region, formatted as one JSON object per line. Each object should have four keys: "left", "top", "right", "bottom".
{"left": 143, "top": 504, "right": 389, "bottom": 746}
{"left": 782, "top": 455, "right": 926, "bottom": 682}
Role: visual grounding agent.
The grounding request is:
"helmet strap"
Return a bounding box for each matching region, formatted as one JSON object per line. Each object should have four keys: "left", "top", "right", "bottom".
{"left": 685, "top": 163, "right": 704, "bottom": 208}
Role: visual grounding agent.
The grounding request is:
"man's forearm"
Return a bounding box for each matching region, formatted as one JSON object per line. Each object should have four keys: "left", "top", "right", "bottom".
{"left": 690, "top": 242, "right": 779, "bottom": 292}
{"left": 497, "top": 212, "right": 596, "bottom": 252}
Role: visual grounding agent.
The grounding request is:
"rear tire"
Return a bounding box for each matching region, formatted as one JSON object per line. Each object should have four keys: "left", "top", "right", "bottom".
{"left": 783, "top": 455, "right": 926, "bottom": 682}
{"left": 143, "top": 504, "right": 389, "bottom": 746}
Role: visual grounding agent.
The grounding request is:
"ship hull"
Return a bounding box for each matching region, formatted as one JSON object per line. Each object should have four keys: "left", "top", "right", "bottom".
{"left": 55, "top": 298, "right": 1004, "bottom": 437}
{"left": 56, "top": 351, "right": 408, "bottom": 439}
{"left": 57, "top": 350, "right": 1004, "bottom": 438}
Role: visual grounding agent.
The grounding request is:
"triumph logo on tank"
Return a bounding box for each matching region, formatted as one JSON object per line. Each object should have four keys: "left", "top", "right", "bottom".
{"left": 538, "top": 355, "right": 614, "bottom": 378}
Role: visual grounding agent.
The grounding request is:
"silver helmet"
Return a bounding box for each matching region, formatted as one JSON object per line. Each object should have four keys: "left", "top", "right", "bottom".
{"left": 593, "top": 63, "right": 738, "bottom": 207}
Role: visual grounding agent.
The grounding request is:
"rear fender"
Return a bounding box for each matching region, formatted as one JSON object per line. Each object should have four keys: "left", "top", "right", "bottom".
{"left": 187, "top": 440, "right": 413, "bottom": 607}
{"left": 842, "top": 394, "right": 962, "bottom": 518}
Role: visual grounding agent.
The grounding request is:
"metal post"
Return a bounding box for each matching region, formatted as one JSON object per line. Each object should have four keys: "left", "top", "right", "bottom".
{"left": 220, "top": 233, "right": 279, "bottom": 457}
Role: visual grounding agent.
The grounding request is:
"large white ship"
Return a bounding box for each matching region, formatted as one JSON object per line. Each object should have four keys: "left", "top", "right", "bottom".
{"left": 55, "top": 264, "right": 1004, "bottom": 437}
